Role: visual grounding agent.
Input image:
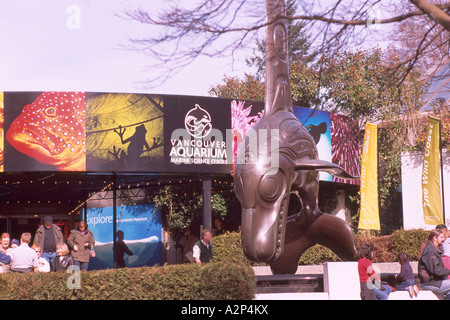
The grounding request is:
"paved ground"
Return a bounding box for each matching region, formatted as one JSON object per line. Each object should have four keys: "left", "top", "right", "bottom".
{"left": 253, "top": 261, "right": 419, "bottom": 275}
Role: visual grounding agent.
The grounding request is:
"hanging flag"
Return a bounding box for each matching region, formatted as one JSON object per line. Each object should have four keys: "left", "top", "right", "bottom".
{"left": 422, "top": 116, "right": 443, "bottom": 225}
{"left": 359, "top": 122, "right": 380, "bottom": 230}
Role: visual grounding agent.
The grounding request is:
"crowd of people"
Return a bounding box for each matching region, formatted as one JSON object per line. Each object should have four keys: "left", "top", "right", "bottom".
{"left": 8, "top": 213, "right": 450, "bottom": 300}
{"left": 1, "top": 214, "right": 218, "bottom": 273}
{"left": 0, "top": 215, "right": 95, "bottom": 274}
{"left": 358, "top": 224, "right": 450, "bottom": 300}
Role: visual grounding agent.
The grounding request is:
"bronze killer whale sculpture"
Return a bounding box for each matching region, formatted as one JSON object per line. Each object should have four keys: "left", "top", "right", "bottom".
{"left": 234, "top": 0, "right": 358, "bottom": 274}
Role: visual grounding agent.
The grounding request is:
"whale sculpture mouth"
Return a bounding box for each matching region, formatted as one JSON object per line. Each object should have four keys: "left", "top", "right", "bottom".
{"left": 240, "top": 192, "right": 289, "bottom": 262}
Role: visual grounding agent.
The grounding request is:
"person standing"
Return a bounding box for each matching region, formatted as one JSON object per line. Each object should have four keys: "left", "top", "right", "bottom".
{"left": 67, "top": 220, "right": 95, "bottom": 271}
{"left": 193, "top": 229, "right": 213, "bottom": 264}
{"left": 10, "top": 232, "right": 39, "bottom": 273}
{"left": 212, "top": 218, "right": 224, "bottom": 237}
{"left": 115, "top": 230, "right": 133, "bottom": 268}
{"left": 33, "top": 215, "right": 65, "bottom": 267}
{"left": 178, "top": 228, "right": 199, "bottom": 263}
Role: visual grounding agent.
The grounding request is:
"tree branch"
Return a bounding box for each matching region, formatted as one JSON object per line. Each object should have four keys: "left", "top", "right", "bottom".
{"left": 121, "top": 0, "right": 450, "bottom": 88}
{"left": 409, "top": 0, "right": 450, "bottom": 31}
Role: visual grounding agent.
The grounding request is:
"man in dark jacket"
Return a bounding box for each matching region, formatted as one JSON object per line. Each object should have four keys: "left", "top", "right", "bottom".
{"left": 418, "top": 228, "right": 450, "bottom": 299}
{"left": 33, "top": 215, "right": 65, "bottom": 267}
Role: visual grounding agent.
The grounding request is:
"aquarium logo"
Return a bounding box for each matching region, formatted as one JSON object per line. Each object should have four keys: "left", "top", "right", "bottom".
{"left": 184, "top": 104, "right": 212, "bottom": 138}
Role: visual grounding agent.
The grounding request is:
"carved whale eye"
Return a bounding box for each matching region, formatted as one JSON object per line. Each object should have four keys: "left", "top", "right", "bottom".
{"left": 259, "top": 172, "right": 283, "bottom": 202}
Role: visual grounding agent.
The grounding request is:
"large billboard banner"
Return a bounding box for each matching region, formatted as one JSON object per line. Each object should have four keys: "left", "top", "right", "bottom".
{"left": 1, "top": 91, "right": 359, "bottom": 182}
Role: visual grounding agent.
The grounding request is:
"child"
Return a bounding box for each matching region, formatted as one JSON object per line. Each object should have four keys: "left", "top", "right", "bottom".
{"left": 32, "top": 244, "right": 50, "bottom": 272}
{"left": 395, "top": 252, "right": 419, "bottom": 297}
{"left": 357, "top": 244, "right": 391, "bottom": 300}
{"left": 52, "top": 243, "right": 74, "bottom": 272}
{"left": 10, "top": 239, "right": 19, "bottom": 248}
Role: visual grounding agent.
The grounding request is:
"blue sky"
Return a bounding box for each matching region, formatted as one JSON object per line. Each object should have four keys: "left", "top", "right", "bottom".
{"left": 0, "top": 0, "right": 253, "bottom": 96}
{"left": 0, "top": 0, "right": 393, "bottom": 96}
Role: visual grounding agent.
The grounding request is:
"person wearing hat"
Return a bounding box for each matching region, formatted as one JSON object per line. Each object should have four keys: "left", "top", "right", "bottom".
{"left": 33, "top": 215, "right": 65, "bottom": 268}
{"left": 10, "top": 239, "right": 19, "bottom": 248}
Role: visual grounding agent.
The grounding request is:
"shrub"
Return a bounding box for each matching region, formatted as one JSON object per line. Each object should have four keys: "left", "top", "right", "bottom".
{"left": 0, "top": 262, "right": 256, "bottom": 300}
{"left": 392, "top": 229, "right": 429, "bottom": 261}
{"left": 298, "top": 245, "right": 340, "bottom": 265}
{"left": 211, "top": 232, "right": 252, "bottom": 265}
{"left": 199, "top": 229, "right": 431, "bottom": 267}
{"left": 298, "top": 229, "right": 430, "bottom": 265}
{"left": 356, "top": 235, "right": 395, "bottom": 262}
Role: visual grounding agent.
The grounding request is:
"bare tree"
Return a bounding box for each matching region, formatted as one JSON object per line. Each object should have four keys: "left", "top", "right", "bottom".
{"left": 121, "top": 0, "right": 450, "bottom": 86}
{"left": 392, "top": 1, "right": 450, "bottom": 73}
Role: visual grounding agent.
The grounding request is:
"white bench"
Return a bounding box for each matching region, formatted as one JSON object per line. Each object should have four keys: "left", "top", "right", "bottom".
{"left": 389, "top": 290, "right": 440, "bottom": 300}
{"left": 324, "top": 261, "right": 439, "bottom": 300}
{"left": 254, "top": 261, "right": 440, "bottom": 300}
{"left": 254, "top": 292, "right": 329, "bottom": 300}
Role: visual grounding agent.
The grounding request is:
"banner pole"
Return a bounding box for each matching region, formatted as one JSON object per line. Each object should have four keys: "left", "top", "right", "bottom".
{"left": 113, "top": 172, "right": 117, "bottom": 268}
{"left": 439, "top": 118, "right": 446, "bottom": 224}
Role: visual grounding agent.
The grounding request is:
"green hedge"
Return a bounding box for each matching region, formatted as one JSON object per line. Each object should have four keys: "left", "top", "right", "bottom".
{"left": 0, "top": 262, "right": 256, "bottom": 300}
{"left": 392, "top": 228, "right": 429, "bottom": 261}
{"left": 0, "top": 229, "right": 429, "bottom": 300}
{"left": 211, "top": 231, "right": 252, "bottom": 265}
{"left": 298, "top": 245, "right": 340, "bottom": 265}
{"left": 299, "top": 229, "right": 430, "bottom": 264}
{"left": 212, "top": 229, "right": 431, "bottom": 265}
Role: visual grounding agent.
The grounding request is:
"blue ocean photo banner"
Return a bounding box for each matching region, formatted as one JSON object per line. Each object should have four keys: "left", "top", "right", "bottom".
{"left": 293, "top": 107, "right": 333, "bottom": 181}
{"left": 86, "top": 203, "right": 162, "bottom": 270}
